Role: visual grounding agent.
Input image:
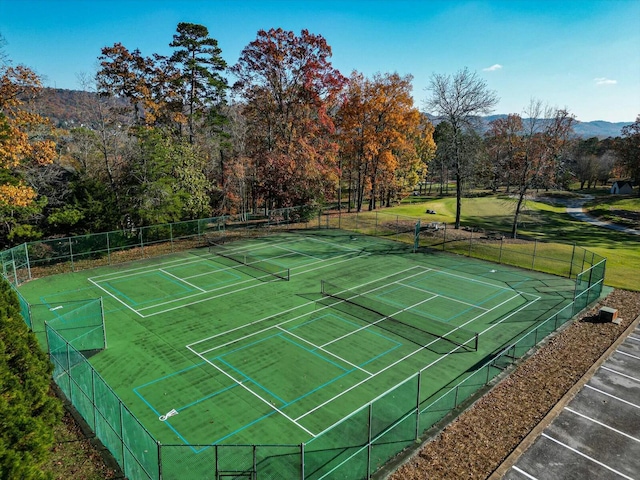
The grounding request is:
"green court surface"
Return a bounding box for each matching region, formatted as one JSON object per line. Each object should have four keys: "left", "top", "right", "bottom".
{"left": 19, "top": 230, "right": 576, "bottom": 456}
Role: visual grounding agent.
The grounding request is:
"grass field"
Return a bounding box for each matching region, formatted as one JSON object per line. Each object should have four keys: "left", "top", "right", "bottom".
{"left": 18, "top": 229, "right": 580, "bottom": 478}
{"left": 395, "top": 193, "right": 640, "bottom": 290}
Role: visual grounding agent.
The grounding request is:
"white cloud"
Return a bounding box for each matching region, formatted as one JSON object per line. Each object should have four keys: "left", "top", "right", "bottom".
{"left": 483, "top": 64, "right": 503, "bottom": 72}
{"left": 594, "top": 77, "right": 617, "bottom": 86}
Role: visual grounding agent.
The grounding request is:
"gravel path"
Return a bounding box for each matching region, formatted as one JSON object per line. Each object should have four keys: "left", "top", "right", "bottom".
{"left": 387, "top": 289, "right": 640, "bottom": 480}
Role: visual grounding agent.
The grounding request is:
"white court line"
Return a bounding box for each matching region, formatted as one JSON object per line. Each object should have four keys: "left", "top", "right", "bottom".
{"left": 303, "top": 234, "right": 364, "bottom": 253}
{"left": 399, "top": 282, "right": 490, "bottom": 311}
{"left": 88, "top": 278, "right": 144, "bottom": 317}
{"left": 89, "top": 255, "right": 206, "bottom": 281}
{"left": 160, "top": 269, "right": 206, "bottom": 292}
{"left": 189, "top": 265, "right": 426, "bottom": 352}
{"left": 138, "top": 248, "right": 369, "bottom": 316}
{"left": 565, "top": 407, "right": 640, "bottom": 443}
{"left": 511, "top": 466, "right": 538, "bottom": 480}
{"left": 190, "top": 347, "right": 317, "bottom": 438}
{"left": 317, "top": 294, "right": 438, "bottom": 349}
{"left": 585, "top": 385, "right": 640, "bottom": 409}
{"left": 273, "top": 243, "right": 321, "bottom": 260}
{"left": 616, "top": 349, "right": 640, "bottom": 361}
{"left": 541, "top": 433, "right": 636, "bottom": 480}
{"left": 305, "top": 293, "right": 538, "bottom": 427}
{"left": 276, "top": 326, "right": 372, "bottom": 376}
{"left": 601, "top": 365, "right": 640, "bottom": 383}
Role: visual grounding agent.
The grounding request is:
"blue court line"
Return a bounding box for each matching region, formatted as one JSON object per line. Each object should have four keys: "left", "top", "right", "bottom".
{"left": 286, "top": 319, "right": 404, "bottom": 368}
{"left": 216, "top": 357, "right": 287, "bottom": 405}
{"left": 134, "top": 361, "right": 208, "bottom": 389}
{"left": 278, "top": 334, "right": 351, "bottom": 372}
{"left": 133, "top": 388, "right": 192, "bottom": 447}
{"left": 289, "top": 312, "right": 404, "bottom": 345}
{"left": 105, "top": 271, "right": 196, "bottom": 306}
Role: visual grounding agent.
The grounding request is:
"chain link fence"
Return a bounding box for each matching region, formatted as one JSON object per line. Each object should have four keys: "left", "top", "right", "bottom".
{"left": 3, "top": 206, "right": 606, "bottom": 479}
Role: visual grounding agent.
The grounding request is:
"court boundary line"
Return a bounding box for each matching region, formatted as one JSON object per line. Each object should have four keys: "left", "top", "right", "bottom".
{"left": 90, "top": 236, "right": 372, "bottom": 318}
{"left": 185, "top": 265, "right": 538, "bottom": 437}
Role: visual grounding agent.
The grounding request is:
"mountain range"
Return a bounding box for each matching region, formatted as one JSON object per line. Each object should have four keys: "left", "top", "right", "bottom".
{"left": 481, "top": 114, "right": 632, "bottom": 139}
{"left": 36, "top": 88, "right": 634, "bottom": 139}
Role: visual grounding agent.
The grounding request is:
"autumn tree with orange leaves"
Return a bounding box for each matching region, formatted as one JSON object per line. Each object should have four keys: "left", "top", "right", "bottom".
{"left": 0, "top": 64, "right": 57, "bottom": 245}
{"left": 232, "top": 28, "right": 347, "bottom": 210}
{"left": 337, "top": 72, "right": 434, "bottom": 211}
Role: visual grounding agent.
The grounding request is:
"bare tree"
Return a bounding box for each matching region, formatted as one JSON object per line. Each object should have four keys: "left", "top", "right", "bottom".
{"left": 425, "top": 67, "right": 498, "bottom": 228}
{"left": 509, "top": 100, "right": 575, "bottom": 238}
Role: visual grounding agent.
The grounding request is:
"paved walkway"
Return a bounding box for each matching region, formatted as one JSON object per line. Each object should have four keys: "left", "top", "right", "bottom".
{"left": 564, "top": 194, "right": 640, "bottom": 236}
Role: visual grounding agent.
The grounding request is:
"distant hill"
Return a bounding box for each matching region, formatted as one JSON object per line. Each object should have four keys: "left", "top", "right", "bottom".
{"left": 33, "top": 88, "right": 99, "bottom": 128}
{"left": 34, "top": 88, "right": 634, "bottom": 139}
{"left": 482, "top": 114, "right": 631, "bottom": 139}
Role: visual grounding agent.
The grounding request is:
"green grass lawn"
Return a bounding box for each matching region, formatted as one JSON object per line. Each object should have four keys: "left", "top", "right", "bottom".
{"left": 390, "top": 193, "right": 639, "bottom": 291}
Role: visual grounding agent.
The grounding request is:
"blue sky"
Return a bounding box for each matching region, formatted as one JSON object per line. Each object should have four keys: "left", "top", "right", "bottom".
{"left": 1, "top": 0, "right": 638, "bottom": 122}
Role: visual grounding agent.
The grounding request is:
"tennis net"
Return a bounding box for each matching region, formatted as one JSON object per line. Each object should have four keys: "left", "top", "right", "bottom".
{"left": 208, "top": 242, "right": 290, "bottom": 281}
{"left": 321, "top": 280, "right": 478, "bottom": 351}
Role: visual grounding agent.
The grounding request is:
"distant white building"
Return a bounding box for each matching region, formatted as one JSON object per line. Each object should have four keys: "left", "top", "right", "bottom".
{"left": 610, "top": 180, "right": 634, "bottom": 195}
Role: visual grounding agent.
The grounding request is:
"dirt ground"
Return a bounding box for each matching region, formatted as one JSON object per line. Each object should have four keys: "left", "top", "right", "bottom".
{"left": 388, "top": 289, "right": 640, "bottom": 480}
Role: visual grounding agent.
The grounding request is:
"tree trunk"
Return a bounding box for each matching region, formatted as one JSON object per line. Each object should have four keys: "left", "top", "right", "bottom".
{"left": 511, "top": 190, "right": 526, "bottom": 239}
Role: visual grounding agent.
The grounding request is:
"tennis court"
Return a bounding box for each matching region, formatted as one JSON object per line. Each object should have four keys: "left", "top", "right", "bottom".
{"left": 19, "top": 229, "right": 581, "bottom": 477}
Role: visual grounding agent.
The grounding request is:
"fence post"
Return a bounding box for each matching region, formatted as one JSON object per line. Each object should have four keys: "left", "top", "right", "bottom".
{"left": 300, "top": 443, "right": 305, "bottom": 480}
{"left": 468, "top": 229, "right": 473, "bottom": 256}
{"left": 10, "top": 248, "right": 18, "bottom": 285}
{"left": 69, "top": 237, "right": 74, "bottom": 272}
{"left": 24, "top": 243, "right": 32, "bottom": 282}
{"left": 157, "top": 442, "right": 162, "bottom": 480}
{"left": 568, "top": 244, "right": 576, "bottom": 278}
{"left": 415, "top": 372, "right": 422, "bottom": 440}
{"left": 498, "top": 236, "right": 504, "bottom": 264}
{"left": 92, "top": 367, "right": 97, "bottom": 433}
{"left": 367, "top": 403, "right": 373, "bottom": 479}
{"left": 100, "top": 298, "right": 107, "bottom": 349}
{"left": 107, "top": 232, "right": 112, "bottom": 265}
{"left": 253, "top": 445, "right": 257, "bottom": 477}
{"left": 442, "top": 223, "right": 446, "bottom": 251}
{"left": 215, "top": 445, "right": 219, "bottom": 477}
